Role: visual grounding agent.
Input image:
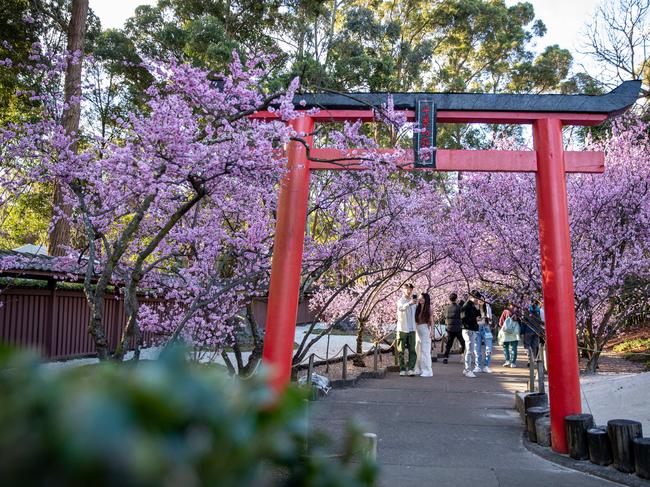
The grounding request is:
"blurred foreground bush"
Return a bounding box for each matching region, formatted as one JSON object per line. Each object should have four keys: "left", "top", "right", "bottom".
{"left": 0, "top": 348, "right": 375, "bottom": 486}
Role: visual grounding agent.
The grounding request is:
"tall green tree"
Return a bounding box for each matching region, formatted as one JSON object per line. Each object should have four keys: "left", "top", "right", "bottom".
{"left": 122, "top": 0, "right": 286, "bottom": 70}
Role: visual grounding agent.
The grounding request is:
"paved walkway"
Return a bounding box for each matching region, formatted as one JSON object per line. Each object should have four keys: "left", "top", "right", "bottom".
{"left": 310, "top": 348, "right": 619, "bottom": 487}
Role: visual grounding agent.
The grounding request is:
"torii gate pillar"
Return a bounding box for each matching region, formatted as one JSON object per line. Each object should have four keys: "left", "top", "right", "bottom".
{"left": 534, "top": 118, "right": 582, "bottom": 452}
{"left": 262, "top": 116, "right": 314, "bottom": 393}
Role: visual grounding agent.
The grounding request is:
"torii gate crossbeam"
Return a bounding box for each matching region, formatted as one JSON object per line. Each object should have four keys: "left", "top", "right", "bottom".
{"left": 253, "top": 81, "right": 641, "bottom": 454}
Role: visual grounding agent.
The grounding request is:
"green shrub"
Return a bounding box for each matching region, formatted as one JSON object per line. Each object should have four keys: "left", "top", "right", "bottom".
{"left": 613, "top": 338, "right": 650, "bottom": 370}
{"left": 0, "top": 348, "right": 375, "bottom": 486}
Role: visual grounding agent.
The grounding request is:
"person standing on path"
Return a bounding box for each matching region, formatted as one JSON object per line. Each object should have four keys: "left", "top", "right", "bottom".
{"left": 473, "top": 291, "right": 493, "bottom": 374}
{"left": 460, "top": 293, "right": 480, "bottom": 378}
{"left": 414, "top": 292, "right": 434, "bottom": 377}
{"left": 498, "top": 302, "right": 521, "bottom": 367}
{"left": 522, "top": 297, "right": 541, "bottom": 366}
{"left": 396, "top": 283, "right": 418, "bottom": 376}
{"left": 443, "top": 292, "right": 465, "bottom": 364}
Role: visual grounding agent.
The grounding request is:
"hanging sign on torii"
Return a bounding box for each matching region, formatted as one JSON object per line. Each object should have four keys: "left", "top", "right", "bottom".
{"left": 414, "top": 98, "right": 437, "bottom": 168}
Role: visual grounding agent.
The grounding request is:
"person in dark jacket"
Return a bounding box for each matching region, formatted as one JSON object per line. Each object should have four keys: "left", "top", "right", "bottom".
{"left": 460, "top": 292, "right": 481, "bottom": 377}
{"left": 523, "top": 297, "right": 541, "bottom": 365}
{"left": 443, "top": 292, "right": 465, "bottom": 364}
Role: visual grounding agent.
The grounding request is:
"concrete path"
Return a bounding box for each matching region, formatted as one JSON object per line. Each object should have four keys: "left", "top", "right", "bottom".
{"left": 310, "top": 348, "right": 619, "bottom": 487}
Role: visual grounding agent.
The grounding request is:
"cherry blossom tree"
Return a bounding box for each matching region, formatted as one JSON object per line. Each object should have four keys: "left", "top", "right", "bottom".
{"left": 0, "top": 47, "right": 299, "bottom": 360}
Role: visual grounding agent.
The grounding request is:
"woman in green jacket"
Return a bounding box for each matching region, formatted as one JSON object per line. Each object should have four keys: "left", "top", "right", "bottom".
{"left": 498, "top": 303, "right": 521, "bottom": 367}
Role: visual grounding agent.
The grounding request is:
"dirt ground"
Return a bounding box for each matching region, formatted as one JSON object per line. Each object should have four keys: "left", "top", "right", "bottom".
{"left": 578, "top": 351, "right": 646, "bottom": 373}
{"left": 587, "top": 323, "right": 650, "bottom": 373}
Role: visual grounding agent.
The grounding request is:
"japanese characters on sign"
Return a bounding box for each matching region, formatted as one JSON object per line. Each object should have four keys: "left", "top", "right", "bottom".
{"left": 414, "top": 99, "right": 437, "bottom": 168}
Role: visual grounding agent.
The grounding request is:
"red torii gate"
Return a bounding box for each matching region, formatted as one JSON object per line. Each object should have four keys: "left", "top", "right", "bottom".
{"left": 252, "top": 81, "right": 641, "bottom": 454}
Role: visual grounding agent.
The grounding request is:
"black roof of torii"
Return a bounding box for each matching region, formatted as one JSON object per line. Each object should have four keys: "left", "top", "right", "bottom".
{"left": 293, "top": 80, "right": 641, "bottom": 116}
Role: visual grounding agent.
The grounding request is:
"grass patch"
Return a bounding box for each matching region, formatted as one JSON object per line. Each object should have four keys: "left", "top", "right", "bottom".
{"left": 613, "top": 338, "right": 650, "bottom": 370}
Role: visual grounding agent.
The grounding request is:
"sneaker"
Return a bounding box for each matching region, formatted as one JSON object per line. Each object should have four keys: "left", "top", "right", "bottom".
{"left": 443, "top": 358, "right": 448, "bottom": 364}
{"left": 407, "top": 369, "right": 416, "bottom": 376}
{"left": 483, "top": 366, "right": 493, "bottom": 373}
{"left": 503, "top": 361, "right": 511, "bottom": 367}
{"left": 463, "top": 370, "right": 476, "bottom": 378}
{"left": 399, "top": 371, "right": 406, "bottom": 376}
{"left": 472, "top": 366, "right": 482, "bottom": 374}
{"left": 420, "top": 372, "right": 433, "bottom": 377}
{"left": 510, "top": 363, "right": 517, "bottom": 368}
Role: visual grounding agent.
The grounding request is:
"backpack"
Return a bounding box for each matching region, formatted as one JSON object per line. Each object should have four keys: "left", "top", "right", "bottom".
{"left": 504, "top": 316, "right": 516, "bottom": 333}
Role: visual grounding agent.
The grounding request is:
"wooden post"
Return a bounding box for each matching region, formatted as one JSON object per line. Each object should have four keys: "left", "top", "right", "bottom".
{"left": 307, "top": 354, "right": 314, "bottom": 385}
{"left": 633, "top": 438, "right": 650, "bottom": 479}
{"left": 528, "top": 357, "right": 536, "bottom": 392}
{"left": 342, "top": 345, "right": 348, "bottom": 380}
{"left": 363, "top": 433, "right": 378, "bottom": 461}
{"left": 537, "top": 342, "right": 545, "bottom": 394}
{"left": 565, "top": 413, "right": 594, "bottom": 460}
{"left": 608, "top": 419, "right": 643, "bottom": 473}
{"left": 587, "top": 428, "right": 613, "bottom": 466}
{"left": 523, "top": 392, "right": 548, "bottom": 423}
{"left": 536, "top": 417, "right": 552, "bottom": 447}
{"left": 325, "top": 330, "right": 331, "bottom": 373}
{"left": 373, "top": 344, "right": 379, "bottom": 372}
{"left": 527, "top": 407, "right": 550, "bottom": 443}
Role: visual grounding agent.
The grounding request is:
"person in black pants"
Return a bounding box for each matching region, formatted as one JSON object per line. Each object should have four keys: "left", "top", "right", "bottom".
{"left": 443, "top": 292, "right": 465, "bottom": 364}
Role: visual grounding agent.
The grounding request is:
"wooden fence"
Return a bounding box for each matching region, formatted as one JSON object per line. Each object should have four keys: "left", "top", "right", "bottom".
{"left": 0, "top": 286, "right": 162, "bottom": 360}
{"left": 0, "top": 285, "right": 317, "bottom": 361}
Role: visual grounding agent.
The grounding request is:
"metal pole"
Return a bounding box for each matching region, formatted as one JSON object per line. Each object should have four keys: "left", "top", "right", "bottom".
{"left": 533, "top": 117, "right": 582, "bottom": 454}
{"left": 342, "top": 345, "right": 348, "bottom": 380}
{"left": 262, "top": 116, "right": 314, "bottom": 394}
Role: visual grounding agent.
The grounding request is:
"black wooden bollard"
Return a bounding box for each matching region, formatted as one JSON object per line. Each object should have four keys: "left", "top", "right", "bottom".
{"left": 526, "top": 406, "right": 549, "bottom": 443}
{"left": 633, "top": 437, "right": 650, "bottom": 479}
{"left": 523, "top": 392, "right": 547, "bottom": 423}
{"left": 587, "top": 427, "right": 613, "bottom": 466}
{"left": 608, "top": 419, "right": 643, "bottom": 473}
{"left": 565, "top": 414, "right": 594, "bottom": 460}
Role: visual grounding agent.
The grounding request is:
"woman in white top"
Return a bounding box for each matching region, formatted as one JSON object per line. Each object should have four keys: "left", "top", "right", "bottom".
{"left": 414, "top": 292, "right": 434, "bottom": 377}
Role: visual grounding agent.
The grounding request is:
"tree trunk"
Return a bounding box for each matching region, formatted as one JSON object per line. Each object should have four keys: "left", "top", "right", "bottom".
{"left": 114, "top": 284, "right": 139, "bottom": 361}
{"left": 240, "top": 303, "right": 263, "bottom": 376}
{"left": 48, "top": 0, "right": 89, "bottom": 256}
{"left": 584, "top": 350, "right": 601, "bottom": 374}
{"left": 88, "top": 297, "right": 109, "bottom": 360}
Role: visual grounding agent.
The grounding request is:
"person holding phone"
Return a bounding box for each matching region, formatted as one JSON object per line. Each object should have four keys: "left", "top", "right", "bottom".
{"left": 396, "top": 283, "right": 418, "bottom": 376}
